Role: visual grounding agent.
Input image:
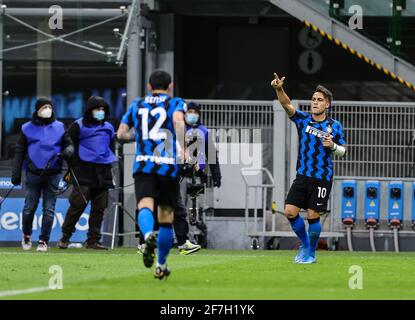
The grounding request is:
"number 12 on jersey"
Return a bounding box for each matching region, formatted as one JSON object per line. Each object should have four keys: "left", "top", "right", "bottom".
{"left": 138, "top": 107, "right": 167, "bottom": 140}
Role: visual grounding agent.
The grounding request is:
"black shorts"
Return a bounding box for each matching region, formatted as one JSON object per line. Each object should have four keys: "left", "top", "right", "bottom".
{"left": 134, "top": 172, "right": 180, "bottom": 208}
{"left": 285, "top": 174, "right": 332, "bottom": 212}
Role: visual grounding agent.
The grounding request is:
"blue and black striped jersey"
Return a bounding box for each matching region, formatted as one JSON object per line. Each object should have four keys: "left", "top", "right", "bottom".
{"left": 121, "top": 93, "right": 186, "bottom": 178}
{"left": 290, "top": 110, "right": 346, "bottom": 181}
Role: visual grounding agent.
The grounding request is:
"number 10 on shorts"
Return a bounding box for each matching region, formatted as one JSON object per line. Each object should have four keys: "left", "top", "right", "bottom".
{"left": 318, "top": 187, "right": 327, "bottom": 198}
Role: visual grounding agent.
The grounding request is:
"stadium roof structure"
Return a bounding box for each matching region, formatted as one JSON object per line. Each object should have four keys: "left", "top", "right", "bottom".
{"left": 0, "top": 0, "right": 143, "bottom": 157}
{"left": 307, "top": 0, "right": 415, "bottom": 17}
{"left": 269, "top": 0, "right": 415, "bottom": 92}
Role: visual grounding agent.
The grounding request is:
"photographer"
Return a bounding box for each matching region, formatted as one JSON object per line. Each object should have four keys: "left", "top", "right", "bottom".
{"left": 175, "top": 102, "right": 221, "bottom": 254}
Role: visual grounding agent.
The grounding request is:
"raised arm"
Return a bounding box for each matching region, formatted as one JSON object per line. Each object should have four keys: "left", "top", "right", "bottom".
{"left": 271, "top": 73, "right": 296, "bottom": 117}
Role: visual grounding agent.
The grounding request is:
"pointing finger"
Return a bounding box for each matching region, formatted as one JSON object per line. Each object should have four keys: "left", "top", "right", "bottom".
{"left": 274, "top": 73, "right": 279, "bottom": 80}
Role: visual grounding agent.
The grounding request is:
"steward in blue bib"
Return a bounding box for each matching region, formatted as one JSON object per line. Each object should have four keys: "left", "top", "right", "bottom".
{"left": 59, "top": 96, "right": 116, "bottom": 250}
{"left": 65, "top": 96, "right": 116, "bottom": 189}
{"left": 12, "top": 98, "right": 74, "bottom": 184}
{"left": 11, "top": 97, "right": 74, "bottom": 248}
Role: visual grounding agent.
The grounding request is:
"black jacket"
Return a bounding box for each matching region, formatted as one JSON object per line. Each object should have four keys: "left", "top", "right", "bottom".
{"left": 67, "top": 97, "right": 115, "bottom": 190}
{"left": 186, "top": 124, "right": 221, "bottom": 186}
{"left": 205, "top": 130, "right": 221, "bottom": 185}
{"left": 12, "top": 112, "right": 74, "bottom": 178}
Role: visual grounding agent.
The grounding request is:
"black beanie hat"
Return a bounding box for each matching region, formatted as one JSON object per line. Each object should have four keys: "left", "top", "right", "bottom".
{"left": 187, "top": 102, "right": 201, "bottom": 114}
{"left": 35, "top": 98, "right": 52, "bottom": 111}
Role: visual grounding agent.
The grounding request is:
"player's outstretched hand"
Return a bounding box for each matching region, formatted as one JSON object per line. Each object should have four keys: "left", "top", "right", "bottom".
{"left": 271, "top": 73, "right": 286, "bottom": 89}
{"left": 322, "top": 134, "right": 334, "bottom": 149}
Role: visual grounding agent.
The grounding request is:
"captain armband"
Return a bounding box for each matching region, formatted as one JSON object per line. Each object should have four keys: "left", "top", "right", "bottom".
{"left": 331, "top": 143, "right": 346, "bottom": 157}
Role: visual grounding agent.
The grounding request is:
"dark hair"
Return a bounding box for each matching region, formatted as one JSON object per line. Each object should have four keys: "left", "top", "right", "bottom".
{"left": 149, "top": 70, "right": 171, "bottom": 90}
{"left": 314, "top": 85, "right": 333, "bottom": 106}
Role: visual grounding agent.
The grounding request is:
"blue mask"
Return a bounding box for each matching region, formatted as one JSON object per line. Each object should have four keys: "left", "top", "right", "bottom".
{"left": 93, "top": 110, "right": 105, "bottom": 121}
{"left": 185, "top": 114, "right": 199, "bottom": 126}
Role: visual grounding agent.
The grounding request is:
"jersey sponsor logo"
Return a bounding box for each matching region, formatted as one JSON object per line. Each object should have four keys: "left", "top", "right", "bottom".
{"left": 326, "top": 125, "right": 333, "bottom": 134}
{"left": 135, "top": 154, "right": 175, "bottom": 165}
{"left": 305, "top": 125, "right": 330, "bottom": 138}
{"left": 317, "top": 202, "right": 324, "bottom": 206}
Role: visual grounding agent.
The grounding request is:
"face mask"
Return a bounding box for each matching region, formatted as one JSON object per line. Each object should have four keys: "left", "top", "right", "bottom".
{"left": 185, "top": 113, "right": 199, "bottom": 126}
{"left": 38, "top": 108, "right": 52, "bottom": 119}
{"left": 93, "top": 110, "right": 105, "bottom": 121}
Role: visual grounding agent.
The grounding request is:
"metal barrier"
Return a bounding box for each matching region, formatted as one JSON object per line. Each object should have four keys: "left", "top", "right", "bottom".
{"left": 241, "top": 168, "right": 274, "bottom": 249}
{"left": 193, "top": 99, "right": 274, "bottom": 130}
{"left": 241, "top": 167, "right": 344, "bottom": 249}
{"left": 192, "top": 99, "right": 274, "bottom": 170}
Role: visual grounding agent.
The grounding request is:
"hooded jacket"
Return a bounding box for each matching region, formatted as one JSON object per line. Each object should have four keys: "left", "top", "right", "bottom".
{"left": 66, "top": 96, "right": 115, "bottom": 189}
{"left": 12, "top": 109, "right": 74, "bottom": 178}
{"left": 185, "top": 103, "right": 221, "bottom": 186}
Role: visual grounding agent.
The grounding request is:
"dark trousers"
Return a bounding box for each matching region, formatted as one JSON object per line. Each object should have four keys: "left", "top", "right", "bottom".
{"left": 61, "top": 185, "right": 108, "bottom": 244}
{"left": 174, "top": 189, "right": 189, "bottom": 246}
{"left": 22, "top": 172, "right": 61, "bottom": 243}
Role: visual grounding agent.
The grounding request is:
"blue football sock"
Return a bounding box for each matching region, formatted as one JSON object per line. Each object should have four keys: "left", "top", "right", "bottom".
{"left": 308, "top": 218, "right": 321, "bottom": 258}
{"left": 157, "top": 225, "right": 174, "bottom": 265}
{"left": 137, "top": 208, "right": 154, "bottom": 239}
{"left": 288, "top": 215, "right": 309, "bottom": 248}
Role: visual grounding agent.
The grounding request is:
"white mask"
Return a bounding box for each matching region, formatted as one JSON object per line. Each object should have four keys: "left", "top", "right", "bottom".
{"left": 38, "top": 108, "right": 52, "bottom": 119}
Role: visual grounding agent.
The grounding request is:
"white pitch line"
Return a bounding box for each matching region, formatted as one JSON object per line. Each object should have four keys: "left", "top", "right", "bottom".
{"left": 0, "top": 286, "right": 51, "bottom": 298}
{"left": 0, "top": 251, "right": 271, "bottom": 258}
{"left": 0, "top": 251, "right": 134, "bottom": 257}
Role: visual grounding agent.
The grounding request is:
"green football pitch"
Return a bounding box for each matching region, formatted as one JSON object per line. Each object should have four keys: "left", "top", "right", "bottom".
{"left": 0, "top": 248, "right": 415, "bottom": 300}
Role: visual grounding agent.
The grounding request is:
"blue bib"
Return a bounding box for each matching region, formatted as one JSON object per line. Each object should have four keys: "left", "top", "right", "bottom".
{"left": 22, "top": 120, "right": 65, "bottom": 170}
{"left": 76, "top": 118, "right": 116, "bottom": 164}
{"left": 186, "top": 124, "right": 209, "bottom": 171}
